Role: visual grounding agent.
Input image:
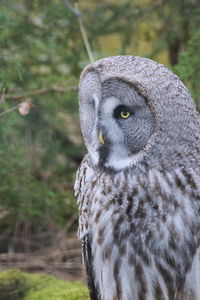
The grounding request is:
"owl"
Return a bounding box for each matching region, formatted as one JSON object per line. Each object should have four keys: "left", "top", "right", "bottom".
{"left": 74, "top": 56, "right": 200, "bottom": 300}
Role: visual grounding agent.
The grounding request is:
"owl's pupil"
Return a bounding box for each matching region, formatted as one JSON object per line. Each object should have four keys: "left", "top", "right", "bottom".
{"left": 121, "top": 111, "right": 129, "bottom": 117}
{"left": 120, "top": 110, "right": 131, "bottom": 119}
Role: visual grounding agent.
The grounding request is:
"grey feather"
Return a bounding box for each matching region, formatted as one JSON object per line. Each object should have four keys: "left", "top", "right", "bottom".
{"left": 75, "top": 56, "right": 200, "bottom": 300}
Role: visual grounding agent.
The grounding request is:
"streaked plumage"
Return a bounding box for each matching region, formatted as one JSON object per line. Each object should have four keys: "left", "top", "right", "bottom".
{"left": 75, "top": 56, "right": 200, "bottom": 300}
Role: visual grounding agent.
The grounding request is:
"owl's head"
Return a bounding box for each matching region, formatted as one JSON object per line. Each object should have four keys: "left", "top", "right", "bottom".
{"left": 79, "top": 56, "right": 200, "bottom": 172}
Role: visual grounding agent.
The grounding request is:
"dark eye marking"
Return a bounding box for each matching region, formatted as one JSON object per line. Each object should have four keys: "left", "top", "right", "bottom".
{"left": 113, "top": 105, "right": 133, "bottom": 119}
{"left": 88, "top": 98, "right": 95, "bottom": 108}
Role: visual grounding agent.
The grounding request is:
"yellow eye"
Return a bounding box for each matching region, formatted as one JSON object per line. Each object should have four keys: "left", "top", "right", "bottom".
{"left": 120, "top": 111, "right": 131, "bottom": 119}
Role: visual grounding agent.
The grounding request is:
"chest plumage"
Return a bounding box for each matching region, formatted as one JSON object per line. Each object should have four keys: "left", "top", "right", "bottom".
{"left": 75, "top": 158, "right": 200, "bottom": 300}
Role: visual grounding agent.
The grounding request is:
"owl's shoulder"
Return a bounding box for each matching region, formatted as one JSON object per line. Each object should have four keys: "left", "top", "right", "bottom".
{"left": 74, "top": 154, "right": 98, "bottom": 238}
{"left": 74, "top": 154, "right": 95, "bottom": 197}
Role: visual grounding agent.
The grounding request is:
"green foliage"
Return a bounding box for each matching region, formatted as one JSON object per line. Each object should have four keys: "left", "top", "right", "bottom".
{"left": 81, "top": 0, "right": 200, "bottom": 65}
{"left": 0, "top": 0, "right": 199, "bottom": 243}
{"left": 0, "top": 269, "right": 89, "bottom": 300}
{"left": 174, "top": 30, "right": 200, "bottom": 102}
{"left": 0, "top": 269, "right": 27, "bottom": 300}
{"left": 140, "top": 0, "right": 200, "bottom": 65}
{"left": 0, "top": 0, "right": 86, "bottom": 231}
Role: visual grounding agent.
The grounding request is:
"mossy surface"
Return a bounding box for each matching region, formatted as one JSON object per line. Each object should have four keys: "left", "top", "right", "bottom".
{"left": 0, "top": 269, "right": 89, "bottom": 300}
{"left": 0, "top": 269, "right": 27, "bottom": 300}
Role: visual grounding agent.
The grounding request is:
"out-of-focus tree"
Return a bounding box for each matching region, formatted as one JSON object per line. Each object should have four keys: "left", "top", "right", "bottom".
{"left": 81, "top": 0, "right": 200, "bottom": 65}
{"left": 148, "top": 0, "right": 200, "bottom": 65}
{"left": 0, "top": 0, "right": 85, "bottom": 239}
{"left": 175, "top": 29, "right": 200, "bottom": 102}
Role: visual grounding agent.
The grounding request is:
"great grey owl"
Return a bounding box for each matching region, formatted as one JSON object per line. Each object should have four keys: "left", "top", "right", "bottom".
{"left": 74, "top": 56, "right": 200, "bottom": 300}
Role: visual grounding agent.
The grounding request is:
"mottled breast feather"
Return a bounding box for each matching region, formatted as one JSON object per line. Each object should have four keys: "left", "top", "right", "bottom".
{"left": 75, "top": 157, "right": 200, "bottom": 300}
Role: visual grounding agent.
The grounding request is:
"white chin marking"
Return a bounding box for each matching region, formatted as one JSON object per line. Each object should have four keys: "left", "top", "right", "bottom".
{"left": 105, "top": 156, "right": 133, "bottom": 171}
{"left": 106, "top": 150, "right": 148, "bottom": 171}
{"left": 89, "top": 149, "right": 145, "bottom": 171}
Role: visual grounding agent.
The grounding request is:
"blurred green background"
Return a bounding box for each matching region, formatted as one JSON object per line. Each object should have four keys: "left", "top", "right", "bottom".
{"left": 0, "top": 0, "right": 199, "bottom": 292}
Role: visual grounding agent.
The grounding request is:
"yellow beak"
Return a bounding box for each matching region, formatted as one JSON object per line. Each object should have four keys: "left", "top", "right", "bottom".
{"left": 99, "top": 129, "right": 105, "bottom": 144}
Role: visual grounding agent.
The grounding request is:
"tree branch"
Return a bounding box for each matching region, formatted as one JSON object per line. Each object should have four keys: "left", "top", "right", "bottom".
{"left": 62, "top": 0, "right": 94, "bottom": 63}
{"left": 0, "top": 106, "right": 18, "bottom": 116}
{"left": 4, "top": 85, "right": 78, "bottom": 101}
{"left": 0, "top": 88, "right": 6, "bottom": 104}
